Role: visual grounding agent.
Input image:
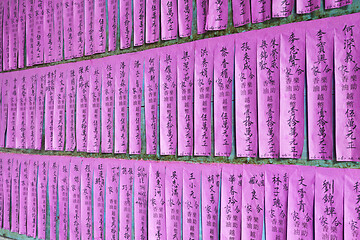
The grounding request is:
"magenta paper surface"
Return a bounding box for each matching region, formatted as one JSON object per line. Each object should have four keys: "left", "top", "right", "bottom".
{"left": 220, "top": 164, "right": 243, "bottom": 240}
{"left": 257, "top": 31, "right": 280, "bottom": 158}
{"left": 280, "top": 26, "right": 305, "bottom": 158}
{"left": 119, "top": 160, "right": 134, "bottom": 240}
{"left": 161, "top": 0, "right": 178, "bottom": 40}
{"left": 108, "top": 0, "right": 118, "bottom": 51}
{"left": 44, "top": 0, "right": 55, "bottom": 63}
{"left": 54, "top": 0, "right": 63, "bottom": 62}
{"left": 2, "top": 156, "right": 11, "bottom": 230}
{"left": 58, "top": 158, "right": 70, "bottom": 240}
{"left": 194, "top": 40, "right": 213, "bottom": 156}
{"left": 178, "top": 0, "right": 192, "bottom": 37}
{"left": 344, "top": 168, "right": 360, "bottom": 239}
{"left": 65, "top": 65, "right": 77, "bottom": 151}
{"left": 19, "top": 157, "right": 28, "bottom": 234}
{"left": 201, "top": 164, "right": 221, "bottom": 239}
{"left": 6, "top": 73, "right": 17, "bottom": 148}
{"left": 73, "top": 0, "right": 85, "bottom": 57}
{"left": 18, "top": 0, "right": 25, "bottom": 68}
{"left": 80, "top": 159, "right": 93, "bottom": 240}
{"left": 287, "top": 165, "right": 315, "bottom": 239}
{"left": 63, "top": 0, "right": 74, "bottom": 59}
{"left": 53, "top": 66, "right": 66, "bottom": 151}
{"left": 49, "top": 158, "right": 59, "bottom": 240}
{"left": 119, "top": 0, "right": 132, "bottom": 49}
{"left": 25, "top": 0, "right": 34, "bottom": 66}
{"left": 69, "top": 158, "right": 81, "bottom": 240}
{"left": 0, "top": 2, "right": 4, "bottom": 70}
{"left": 37, "top": 158, "right": 48, "bottom": 239}
{"left": 315, "top": 167, "right": 344, "bottom": 240}
{"left": 134, "top": 161, "right": 149, "bottom": 240}
{"left": 33, "top": 0, "right": 44, "bottom": 64}
{"left": 182, "top": 164, "right": 201, "bottom": 239}
{"left": 306, "top": 21, "right": 333, "bottom": 160}
{"left": 94, "top": 0, "right": 106, "bottom": 53}
{"left": 11, "top": 157, "right": 20, "bottom": 233}
{"left": 251, "top": 0, "right": 271, "bottom": 23}
{"left": 85, "top": 0, "right": 95, "bottom": 55}
{"left": 214, "top": 37, "right": 234, "bottom": 156}
{"left": 232, "top": 0, "right": 250, "bottom": 27}
{"left": 0, "top": 75, "right": 8, "bottom": 147}
{"left": 160, "top": 46, "right": 177, "bottom": 155}
{"left": 15, "top": 72, "right": 27, "bottom": 149}
{"left": 206, "top": 0, "right": 228, "bottom": 30}
{"left": 105, "top": 160, "right": 120, "bottom": 240}
{"left": 177, "top": 43, "right": 194, "bottom": 156}
{"left": 9, "top": 0, "right": 18, "bottom": 70}
{"left": 165, "top": 163, "right": 183, "bottom": 240}
{"left": 325, "top": 0, "right": 351, "bottom": 8}
{"left": 133, "top": 0, "right": 145, "bottom": 46}
{"left": 196, "top": 0, "right": 207, "bottom": 34}
{"left": 241, "top": 164, "right": 265, "bottom": 240}
{"left": 3, "top": 0, "right": 10, "bottom": 71}
{"left": 35, "top": 71, "right": 46, "bottom": 149}
{"left": 87, "top": 60, "right": 102, "bottom": 153}
{"left": 45, "top": 68, "right": 56, "bottom": 150}
{"left": 235, "top": 34, "right": 258, "bottom": 157}
{"left": 145, "top": 0, "right": 159, "bottom": 43}
{"left": 0, "top": 156, "right": 3, "bottom": 229}
{"left": 26, "top": 158, "right": 37, "bottom": 237}
{"left": 148, "top": 163, "right": 167, "bottom": 239}
{"left": 297, "top": 0, "right": 320, "bottom": 13}
{"left": 265, "top": 165, "right": 290, "bottom": 240}
{"left": 129, "top": 55, "right": 144, "bottom": 154}
{"left": 94, "top": 161, "right": 106, "bottom": 240}
{"left": 144, "top": 50, "right": 159, "bottom": 154}
{"left": 273, "top": 0, "right": 294, "bottom": 17}
{"left": 24, "top": 71, "right": 35, "bottom": 147}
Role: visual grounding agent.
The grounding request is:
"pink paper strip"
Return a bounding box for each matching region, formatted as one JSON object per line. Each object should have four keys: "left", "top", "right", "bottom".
{"left": 9, "top": 0, "right": 18, "bottom": 70}
{"left": 177, "top": 43, "right": 194, "bottom": 156}
{"left": 3, "top": 0, "right": 10, "bottom": 71}
{"left": 81, "top": 159, "right": 93, "bottom": 240}
{"left": 0, "top": 78, "right": 2, "bottom": 146}
{"left": 0, "top": 74, "right": 9, "bottom": 147}
{"left": 15, "top": 72, "right": 27, "bottom": 149}
{"left": 235, "top": 34, "right": 257, "bottom": 157}
{"left": 49, "top": 157, "right": 59, "bottom": 240}
{"left": 26, "top": 158, "right": 38, "bottom": 237}
{"left": 280, "top": 26, "right": 305, "bottom": 158}
{"left": 0, "top": 156, "right": 3, "bottom": 229}
{"left": 119, "top": 0, "right": 132, "bottom": 49}
{"left": 178, "top": 0, "right": 192, "bottom": 37}
{"left": 165, "top": 163, "right": 183, "bottom": 240}
{"left": 272, "top": 0, "right": 294, "bottom": 17}
{"left": 11, "top": 157, "right": 20, "bottom": 233}
{"left": 53, "top": 66, "right": 66, "bottom": 151}
{"left": 161, "top": 0, "right": 178, "bottom": 40}
{"left": 94, "top": 0, "right": 106, "bottom": 53}
{"left": 145, "top": 0, "right": 160, "bottom": 43}
{"left": 287, "top": 165, "right": 315, "bottom": 239}
{"left": 129, "top": 55, "right": 144, "bottom": 154}
{"left": 37, "top": 158, "right": 48, "bottom": 239}
{"left": 63, "top": 0, "right": 74, "bottom": 59}
{"left": 297, "top": 0, "right": 320, "bottom": 14}
{"left": 0, "top": 2, "right": 4, "bottom": 70}
{"left": 119, "top": 160, "right": 134, "bottom": 240}
{"left": 241, "top": 164, "right": 265, "bottom": 240}
{"left": 206, "top": 0, "right": 228, "bottom": 30}
{"left": 251, "top": 0, "right": 271, "bottom": 23}
{"left": 18, "top": 0, "right": 26, "bottom": 68}
{"left": 325, "top": 0, "right": 351, "bottom": 8}
{"left": 69, "top": 157, "right": 81, "bottom": 240}
{"left": 134, "top": 161, "right": 149, "bottom": 240}
{"left": 54, "top": 0, "right": 63, "bottom": 62}
{"left": 65, "top": 65, "right": 77, "bottom": 151}
{"left": 19, "top": 157, "right": 28, "bottom": 235}
{"left": 232, "top": 0, "right": 250, "bottom": 27}
{"left": 3, "top": 155, "right": 11, "bottom": 230}
{"left": 34, "top": 0, "right": 44, "bottom": 64}
{"left": 6, "top": 73, "right": 17, "bottom": 148}
{"left": 45, "top": 68, "right": 56, "bottom": 150}
{"left": 144, "top": 50, "right": 159, "bottom": 154}
{"left": 105, "top": 160, "right": 120, "bottom": 240}
{"left": 220, "top": 164, "right": 243, "bottom": 240}
{"left": 344, "top": 168, "right": 360, "bottom": 239}
{"left": 315, "top": 167, "right": 344, "bottom": 240}
{"left": 108, "top": 0, "right": 118, "bottom": 51}
{"left": 26, "top": 0, "right": 34, "bottom": 66}
{"left": 44, "top": 0, "right": 55, "bottom": 63}
{"left": 257, "top": 31, "right": 280, "bottom": 158}
{"left": 160, "top": 46, "right": 177, "bottom": 155}
{"left": 73, "top": 0, "right": 85, "bottom": 57}
{"left": 35, "top": 71, "right": 46, "bottom": 150}
{"left": 196, "top": 0, "right": 207, "bottom": 34}
{"left": 306, "top": 20, "right": 333, "bottom": 160}
{"left": 148, "top": 163, "right": 167, "bottom": 239}
{"left": 26, "top": 70, "right": 37, "bottom": 149}
{"left": 58, "top": 157, "right": 70, "bottom": 240}
{"left": 94, "top": 161, "right": 106, "bottom": 240}
{"left": 85, "top": 0, "right": 95, "bottom": 55}
{"left": 133, "top": 0, "right": 145, "bottom": 46}
{"left": 214, "top": 37, "right": 234, "bottom": 156}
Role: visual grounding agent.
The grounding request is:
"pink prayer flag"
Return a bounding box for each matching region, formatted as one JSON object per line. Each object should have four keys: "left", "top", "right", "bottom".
{"left": 232, "top": 0, "right": 250, "bottom": 27}
{"left": 0, "top": 77, "right": 2, "bottom": 146}
{"left": 315, "top": 167, "right": 344, "bottom": 240}
{"left": 0, "top": 73, "right": 9, "bottom": 147}
{"left": 11, "top": 157, "right": 20, "bottom": 233}
{"left": 73, "top": 0, "right": 85, "bottom": 57}
{"left": 44, "top": 0, "right": 55, "bottom": 63}
{"left": 26, "top": 158, "right": 38, "bottom": 237}
{"left": 251, "top": 0, "right": 271, "bottom": 23}
{"left": 53, "top": 65, "right": 66, "bottom": 151}
{"left": 145, "top": 0, "right": 160, "bottom": 43}
{"left": 220, "top": 164, "right": 243, "bottom": 240}
{"left": 177, "top": 43, "right": 194, "bottom": 156}
{"left": 134, "top": 161, "right": 149, "bottom": 240}
{"left": 37, "top": 157, "right": 48, "bottom": 240}
{"left": 54, "top": 0, "right": 63, "bottom": 62}
{"left": 94, "top": 161, "right": 106, "bottom": 240}
{"left": 49, "top": 157, "right": 59, "bottom": 240}
{"left": 65, "top": 64, "right": 77, "bottom": 151}
{"left": 2, "top": 155, "right": 11, "bottom": 230}
{"left": 196, "top": 0, "right": 207, "bottom": 34}
{"left": 148, "top": 163, "right": 167, "bottom": 239}
{"left": 108, "top": 0, "right": 118, "bottom": 51}
{"left": 160, "top": 46, "right": 177, "bottom": 155}
{"left": 6, "top": 73, "right": 17, "bottom": 148}
{"left": 0, "top": 156, "right": 3, "bottom": 229}
{"left": 133, "top": 0, "right": 145, "bottom": 46}
{"left": 214, "top": 37, "right": 234, "bottom": 156}
{"left": 119, "top": 0, "right": 132, "bottom": 49}
{"left": 94, "top": 0, "right": 106, "bottom": 53}
{"left": 63, "top": 0, "right": 74, "bottom": 59}
{"left": 25, "top": 70, "right": 37, "bottom": 149}
{"left": 3, "top": 0, "right": 10, "bottom": 71}
{"left": 19, "top": 156, "right": 29, "bottom": 235}
{"left": 26, "top": 0, "right": 34, "bottom": 66}
{"left": 297, "top": 0, "right": 320, "bottom": 13}
{"left": 344, "top": 168, "right": 360, "bottom": 239}
{"left": 0, "top": 2, "right": 4, "bottom": 71}
{"left": 325, "top": 0, "right": 351, "bottom": 8}
{"left": 306, "top": 19, "right": 333, "bottom": 160}
{"left": 257, "top": 30, "right": 280, "bottom": 158}
{"left": 58, "top": 157, "right": 70, "bottom": 240}
{"left": 15, "top": 71, "right": 27, "bottom": 149}
{"left": 280, "top": 25, "right": 305, "bottom": 158}
{"left": 119, "top": 160, "right": 134, "bottom": 240}
{"left": 206, "top": 0, "right": 228, "bottom": 30}
{"left": 80, "top": 159, "right": 93, "bottom": 240}
{"left": 241, "top": 164, "right": 265, "bottom": 240}
{"left": 33, "top": 0, "right": 44, "bottom": 65}
{"left": 9, "top": 0, "right": 18, "bottom": 70}
{"left": 287, "top": 165, "right": 315, "bottom": 239}
{"left": 129, "top": 54, "right": 144, "bottom": 154}
{"left": 165, "top": 163, "right": 183, "bottom": 240}
{"left": 85, "top": 0, "right": 95, "bottom": 55}
{"left": 272, "top": 0, "right": 294, "bottom": 17}
{"left": 178, "top": 0, "right": 192, "bottom": 37}
{"left": 235, "top": 33, "right": 258, "bottom": 158}
{"left": 18, "top": 0, "right": 26, "bottom": 68}
{"left": 45, "top": 67, "right": 56, "bottom": 151}
{"left": 69, "top": 157, "right": 81, "bottom": 240}
{"left": 182, "top": 163, "right": 201, "bottom": 239}
{"left": 161, "top": 0, "right": 178, "bottom": 40}
{"left": 144, "top": 49, "right": 159, "bottom": 155}
{"left": 35, "top": 71, "right": 46, "bottom": 150}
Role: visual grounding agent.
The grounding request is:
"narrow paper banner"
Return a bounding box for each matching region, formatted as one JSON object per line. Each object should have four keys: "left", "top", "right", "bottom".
{"left": 94, "top": 0, "right": 106, "bottom": 53}
{"left": 345, "top": 168, "right": 360, "bottom": 239}
{"left": 49, "top": 157, "right": 59, "bottom": 240}
{"left": 145, "top": 0, "right": 159, "bottom": 43}
{"left": 53, "top": 65, "right": 66, "bottom": 151}
{"left": 178, "top": 0, "right": 192, "bottom": 37}
{"left": 287, "top": 166, "right": 315, "bottom": 239}
{"left": 73, "top": 0, "right": 85, "bottom": 57}
{"left": 63, "top": 0, "right": 74, "bottom": 59}
{"left": 3, "top": 0, "right": 10, "bottom": 71}
{"left": 232, "top": 0, "right": 250, "bottom": 27}
{"left": 15, "top": 72, "right": 27, "bottom": 149}
{"left": 257, "top": 30, "right": 280, "bottom": 158}
{"left": 105, "top": 160, "right": 120, "bottom": 240}
{"left": 69, "top": 157, "right": 81, "bottom": 240}
{"left": 19, "top": 156, "right": 28, "bottom": 235}
{"left": 44, "top": 0, "right": 55, "bottom": 63}
{"left": 26, "top": 0, "right": 34, "bottom": 66}
{"left": 0, "top": 74, "right": 9, "bottom": 147}
{"left": 325, "top": 0, "right": 351, "bottom": 9}
{"left": 161, "top": 0, "right": 178, "bottom": 40}
{"left": 201, "top": 164, "right": 221, "bottom": 239}
{"left": 144, "top": 49, "right": 159, "bottom": 154}
{"left": 9, "top": 0, "right": 18, "bottom": 70}
{"left": 251, "top": 0, "right": 271, "bottom": 23}
{"left": 148, "top": 163, "right": 167, "bottom": 239}
{"left": 119, "top": 0, "right": 132, "bottom": 49}
{"left": 273, "top": 0, "right": 294, "bottom": 17}
{"left": 241, "top": 164, "right": 265, "bottom": 240}
{"left": 26, "top": 158, "right": 38, "bottom": 237}
{"left": 134, "top": 161, "right": 149, "bottom": 240}
{"left": 297, "top": 0, "right": 320, "bottom": 14}
{"left": 280, "top": 25, "right": 305, "bottom": 158}
{"left": 85, "top": 0, "right": 95, "bottom": 55}
{"left": 214, "top": 37, "right": 234, "bottom": 156}
{"left": 129, "top": 54, "right": 144, "bottom": 154}
{"left": 119, "top": 160, "right": 134, "bottom": 240}
{"left": 133, "top": 0, "right": 145, "bottom": 46}
{"left": 58, "top": 157, "right": 70, "bottom": 240}
{"left": 25, "top": 69, "right": 37, "bottom": 149}
{"left": 220, "top": 164, "right": 243, "bottom": 240}
{"left": 11, "top": 157, "right": 20, "bottom": 233}
{"left": 37, "top": 158, "right": 48, "bottom": 239}
{"left": 235, "top": 33, "right": 258, "bottom": 157}
{"left": 18, "top": 0, "right": 26, "bottom": 68}
{"left": 165, "top": 163, "right": 183, "bottom": 240}
{"left": 45, "top": 67, "right": 55, "bottom": 150}
{"left": 315, "top": 167, "right": 344, "bottom": 240}
{"left": 65, "top": 65, "right": 77, "bottom": 151}
{"left": 160, "top": 46, "right": 177, "bottom": 155}
{"left": 6, "top": 73, "right": 17, "bottom": 148}
{"left": 196, "top": 0, "right": 207, "bottom": 34}
{"left": 206, "top": 0, "right": 228, "bottom": 30}
{"left": 177, "top": 43, "right": 194, "bottom": 156}
{"left": 0, "top": 156, "right": 3, "bottom": 229}
{"left": 94, "top": 161, "right": 106, "bottom": 240}
{"left": 54, "top": 0, "right": 63, "bottom": 62}
{"left": 108, "top": 0, "right": 118, "bottom": 51}
{"left": 0, "top": 1, "right": 4, "bottom": 70}
{"left": 81, "top": 159, "right": 93, "bottom": 240}
{"left": 265, "top": 165, "right": 290, "bottom": 240}
{"left": 3, "top": 155, "right": 11, "bottom": 230}
{"left": 34, "top": 71, "right": 46, "bottom": 150}
{"left": 34, "top": 0, "right": 44, "bottom": 65}
{"left": 306, "top": 20, "right": 333, "bottom": 160}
